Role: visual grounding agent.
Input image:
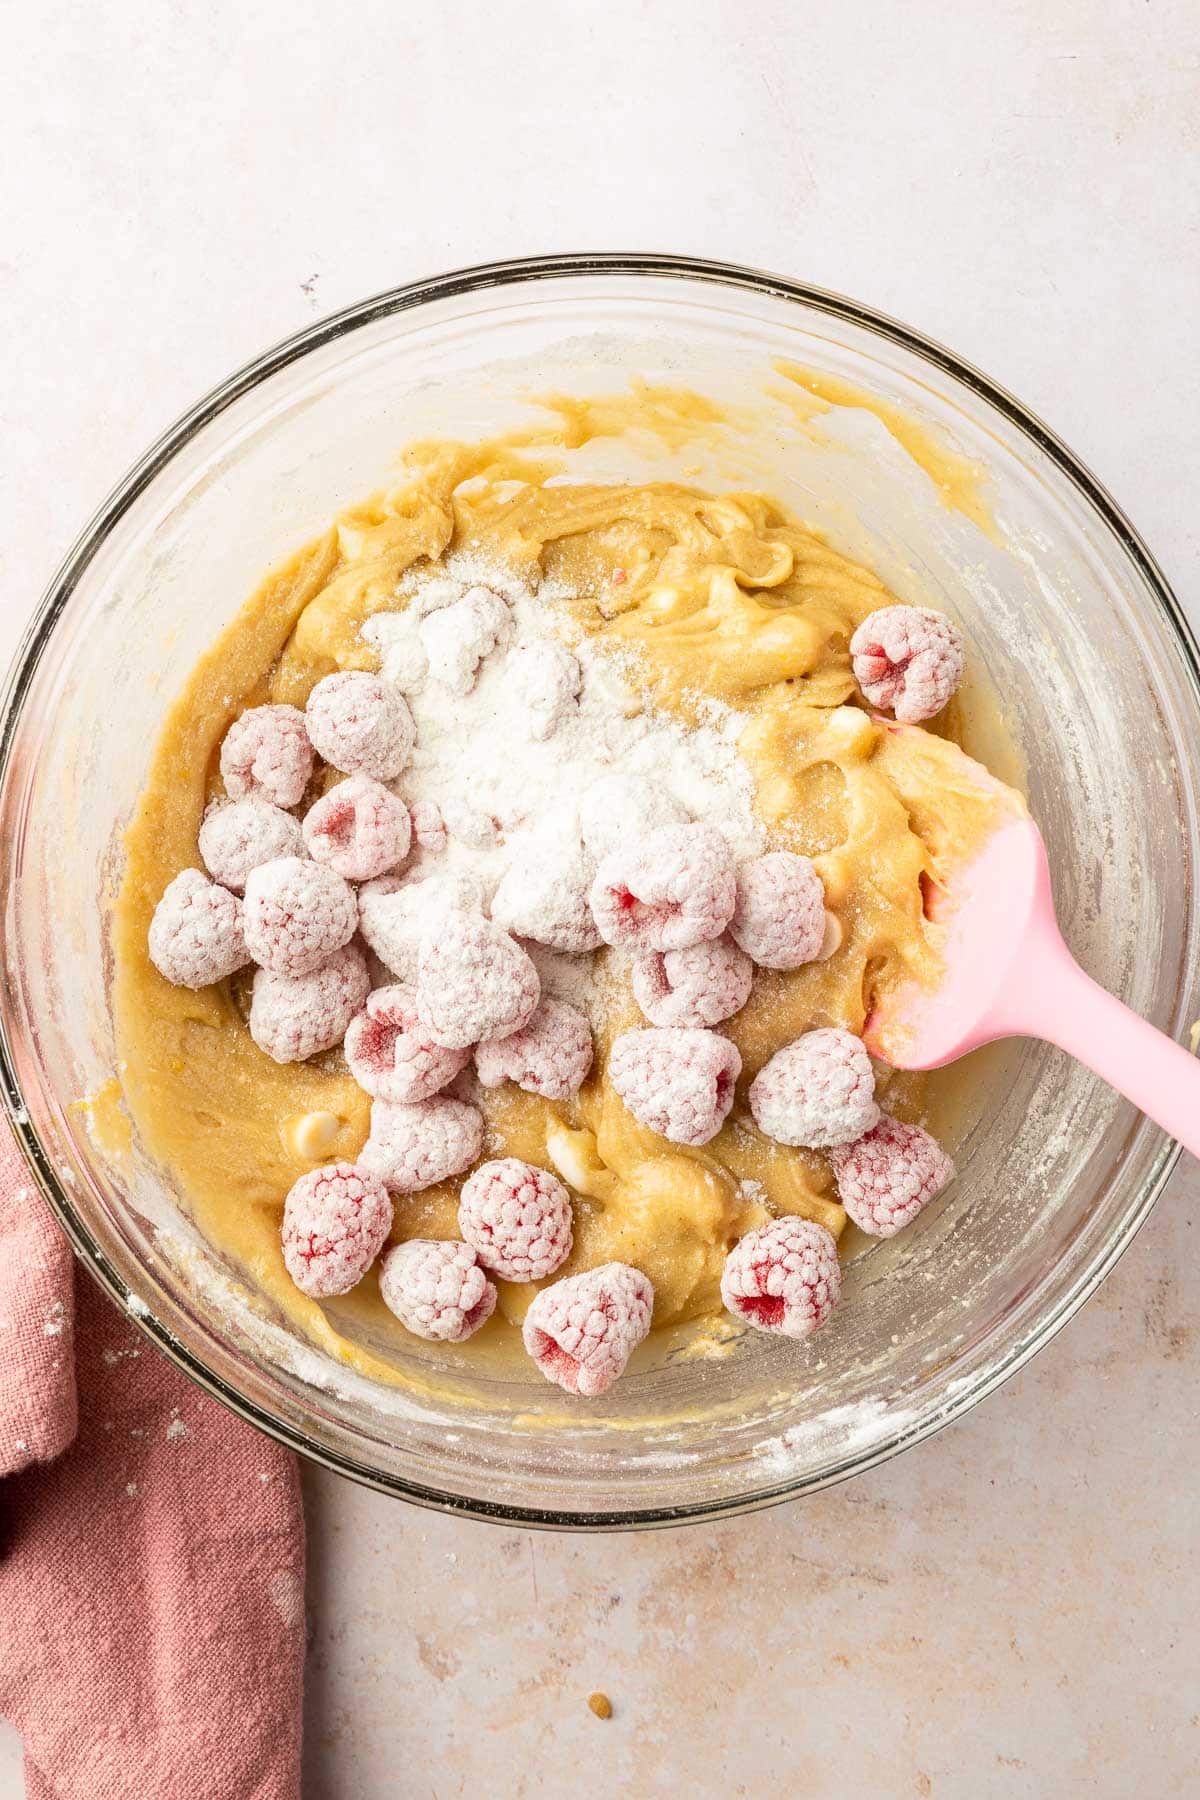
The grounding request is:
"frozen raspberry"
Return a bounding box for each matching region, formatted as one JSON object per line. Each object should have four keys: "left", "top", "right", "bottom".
{"left": 416, "top": 913, "right": 540, "bottom": 1050}
{"left": 578, "top": 774, "right": 687, "bottom": 862}
{"left": 344, "top": 984, "right": 471, "bottom": 1102}
{"left": 608, "top": 1027, "right": 741, "bottom": 1147}
{"left": 281, "top": 1162, "right": 393, "bottom": 1299}
{"left": 474, "top": 998, "right": 594, "bottom": 1101}
{"left": 409, "top": 799, "right": 447, "bottom": 854}
{"left": 243, "top": 856, "right": 357, "bottom": 977}
{"left": 729, "top": 852, "right": 826, "bottom": 970}
{"left": 198, "top": 797, "right": 305, "bottom": 893}
{"left": 379, "top": 1239, "right": 496, "bottom": 1342}
{"left": 358, "top": 1095, "right": 484, "bottom": 1195}
{"left": 361, "top": 614, "right": 428, "bottom": 692}
{"left": 219, "top": 705, "right": 314, "bottom": 808}
{"left": 850, "top": 605, "right": 965, "bottom": 724}
{"left": 302, "top": 775, "right": 412, "bottom": 881}
{"left": 148, "top": 869, "right": 248, "bottom": 987}
{"left": 249, "top": 943, "right": 370, "bottom": 1062}
{"left": 491, "top": 830, "right": 601, "bottom": 954}
{"left": 749, "top": 1027, "right": 880, "bottom": 1149}
{"left": 522, "top": 1262, "right": 653, "bottom": 1398}
{"left": 305, "top": 671, "right": 415, "bottom": 780}
{"left": 458, "top": 1158, "right": 573, "bottom": 1282}
{"left": 829, "top": 1114, "right": 955, "bottom": 1237}
{"left": 631, "top": 935, "right": 752, "bottom": 1029}
{"left": 509, "top": 639, "right": 582, "bottom": 740}
{"left": 589, "top": 823, "right": 736, "bottom": 953}
{"left": 357, "top": 870, "right": 483, "bottom": 982}
{"left": 720, "top": 1217, "right": 841, "bottom": 1340}
{"left": 419, "top": 586, "right": 512, "bottom": 695}
{"left": 442, "top": 796, "right": 500, "bottom": 850}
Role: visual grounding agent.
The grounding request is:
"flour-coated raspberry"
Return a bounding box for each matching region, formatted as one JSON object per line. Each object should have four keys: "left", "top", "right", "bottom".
{"left": 749, "top": 1027, "right": 880, "bottom": 1149}
{"left": 631, "top": 935, "right": 752, "bottom": 1029}
{"left": 522, "top": 1262, "right": 653, "bottom": 1398}
{"left": 305, "top": 671, "right": 415, "bottom": 779}
{"left": 458, "top": 1158, "right": 573, "bottom": 1282}
{"left": 243, "top": 856, "right": 357, "bottom": 977}
{"left": 358, "top": 1095, "right": 484, "bottom": 1195}
{"left": 357, "top": 870, "right": 483, "bottom": 983}
{"left": 419, "top": 586, "right": 513, "bottom": 695}
{"left": 344, "top": 984, "right": 471, "bottom": 1103}
{"left": 720, "top": 1217, "right": 841, "bottom": 1340}
{"left": 578, "top": 774, "right": 687, "bottom": 862}
{"left": 608, "top": 1027, "right": 741, "bottom": 1147}
{"left": 409, "top": 799, "right": 447, "bottom": 854}
{"left": 441, "top": 796, "right": 500, "bottom": 850}
{"left": 850, "top": 605, "right": 965, "bottom": 723}
{"left": 378, "top": 1239, "right": 496, "bottom": 1341}
{"left": 281, "top": 1162, "right": 393, "bottom": 1298}
{"left": 416, "top": 912, "right": 540, "bottom": 1049}
{"left": 302, "top": 775, "right": 412, "bottom": 881}
{"left": 198, "top": 797, "right": 305, "bottom": 893}
{"left": 249, "top": 943, "right": 370, "bottom": 1063}
{"left": 148, "top": 869, "right": 248, "bottom": 987}
{"left": 509, "top": 638, "right": 582, "bottom": 740}
{"left": 829, "top": 1114, "right": 955, "bottom": 1237}
{"left": 729, "top": 852, "right": 826, "bottom": 970}
{"left": 590, "top": 823, "right": 736, "bottom": 953}
{"left": 220, "top": 705, "right": 314, "bottom": 807}
{"left": 474, "top": 998, "right": 594, "bottom": 1100}
{"left": 491, "top": 831, "right": 601, "bottom": 954}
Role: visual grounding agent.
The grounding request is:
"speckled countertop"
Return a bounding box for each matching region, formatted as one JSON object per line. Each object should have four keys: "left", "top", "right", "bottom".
{"left": 3, "top": 1, "right": 1198, "bottom": 1793}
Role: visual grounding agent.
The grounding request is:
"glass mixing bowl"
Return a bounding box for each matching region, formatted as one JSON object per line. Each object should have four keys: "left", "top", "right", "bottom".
{"left": 2, "top": 255, "right": 1197, "bottom": 1528}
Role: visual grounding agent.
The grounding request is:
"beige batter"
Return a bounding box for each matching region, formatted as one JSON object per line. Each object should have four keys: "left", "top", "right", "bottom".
{"left": 111, "top": 398, "right": 1007, "bottom": 1383}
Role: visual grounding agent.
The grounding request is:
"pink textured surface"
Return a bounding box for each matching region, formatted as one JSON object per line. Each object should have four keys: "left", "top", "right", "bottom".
{"left": 303, "top": 775, "right": 412, "bottom": 881}
{"left": 608, "top": 1027, "right": 741, "bottom": 1146}
{"left": 416, "top": 912, "right": 540, "bottom": 1049}
{"left": 281, "top": 1163, "right": 393, "bottom": 1298}
{"left": 522, "top": 1262, "right": 654, "bottom": 1397}
{"left": 458, "top": 1159, "right": 573, "bottom": 1282}
{"left": 749, "top": 1027, "right": 880, "bottom": 1148}
{"left": 721, "top": 1216, "right": 842, "bottom": 1339}
{"left": 850, "top": 604, "right": 965, "bottom": 723}
{"left": 589, "top": 823, "right": 737, "bottom": 953}
{"left": 344, "top": 985, "right": 471, "bottom": 1103}
{"left": 199, "top": 797, "right": 305, "bottom": 893}
{"left": 305, "top": 672, "right": 415, "bottom": 780}
{"left": 219, "top": 703, "right": 314, "bottom": 808}
{"left": 378, "top": 1240, "right": 497, "bottom": 1342}
{"left": 249, "top": 943, "right": 370, "bottom": 1063}
{"left": 243, "top": 856, "right": 357, "bottom": 978}
{"left": 359, "top": 1095, "right": 484, "bottom": 1195}
{"left": 631, "top": 935, "right": 752, "bottom": 1029}
{"left": 830, "top": 1115, "right": 955, "bottom": 1237}
{"left": 408, "top": 799, "right": 447, "bottom": 854}
{"left": 474, "top": 998, "right": 594, "bottom": 1100}
{"left": 0, "top": 1130, "right": 303, "bottom": 1798}
{"left": 729, "top": 851, "right": 826, "bottom": 970}
{"left": 148, "top": 868, "right": 248, "bottom": 987}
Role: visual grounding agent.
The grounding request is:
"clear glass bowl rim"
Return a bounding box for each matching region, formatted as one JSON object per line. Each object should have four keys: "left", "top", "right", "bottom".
{"left": 1, "top": 251, "right": 1196, "bottom": 1530}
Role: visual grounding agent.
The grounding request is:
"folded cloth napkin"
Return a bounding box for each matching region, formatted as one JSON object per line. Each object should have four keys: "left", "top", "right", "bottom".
{"left": 0, "top": 1128, "right": 305, "bottom": 1800}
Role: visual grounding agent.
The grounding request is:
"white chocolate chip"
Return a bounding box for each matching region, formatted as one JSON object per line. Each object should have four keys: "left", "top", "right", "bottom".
{"left": 285, "top": 1110, "right": 341, "bottom": 1161}
{"left": 816, "top": 911, "right": 843, "bottom": 961}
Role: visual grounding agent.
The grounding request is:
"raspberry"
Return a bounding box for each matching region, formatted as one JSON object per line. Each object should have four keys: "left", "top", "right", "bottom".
{"left": 442, "top": 796, "right": 500, "bottom": 850}
{"left": 631, "top": 935, "right": 752, "bottom": 1029}
{"left": 491, "top": 831, "right": 601, "bottom": 954}
{"left": 379, "top": 1239, "right": 496, "bottom": 1341}
{"left": 302, "top": 775, "right": 412, "bottom": 881}
{"left": 358, "top": 1095, "right": 484, "bottom": 1195}
{"left": 281, "top": 1162, "right": 393, "bottom": 1298}
{"left": 344, "top": 984, "right": 471, "bottom": 1102}
{"left": 416, "top": 912, "right": 540, "bottom": 1049}
{"left": 608, "top": 1027, "right": 741, "bottom": 1147}
{"left": 409, "top": 799, "right": 447, "bottom": 854}
{"left": 305, "top": 671, "right": 415, "bottom": 779}
{"left": 419, "top": 586, "right": 512, "bottom": 695}
{"left": 850, "top": 605, "right": 965, "bottom": 724}
{"left": 357, "top": 870, "right": 483, "bottom": 983}
{"left": 720, "top": 1217, "right": 841, "bottom": 1340}
{"left": 578, "top": 774, "right": 687, "bottom": 863}
{"left": 749, "top": 1027, "right": 880, "bottom": 1149}
{"left": 243, "top": 856, "right": 357, "bottom": 978}
{"left": 361, "top": 614, "right": 428, "bottom": 692}
{"left": 458, "top": 1158, "right": 573, "bottom": 1281}
{"left": 589, "top": 823, "right": 736, "bottom": 953}
{"left": 198, "top": 797, "right": 305, "bottom": 893}
{"left": 249, "top": 943, "right": 370, "bottom": 1062}
{"left": 829, "top": 1115, "right": 955, "bottom": 1237}
{"left": 509, "top": 639, "right": 582, "bottom": 740}
{"left": 474, "top": 998, "right": 594, "bottom": 1100}
{"left": 148, "top": 869, "right": 248, "bottom": 988}
{"left": 219, "top": 705, "right": 314, "bottom": 807}
{"left": 522, "top": 1263, "right": 653, "bottom": 1398}
{"left": 729, "top": 852, "right": 826, "bottom": 970}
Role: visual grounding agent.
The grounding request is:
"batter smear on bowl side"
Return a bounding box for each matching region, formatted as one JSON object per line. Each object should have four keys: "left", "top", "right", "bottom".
{"left": 113, "top": 412, "right": 1017, "bottom": 1396}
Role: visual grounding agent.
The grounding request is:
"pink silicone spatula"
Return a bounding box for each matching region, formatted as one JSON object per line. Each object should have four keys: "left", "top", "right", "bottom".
{"left": 863, "top": 732, "right": 1200, "bottom": 1159}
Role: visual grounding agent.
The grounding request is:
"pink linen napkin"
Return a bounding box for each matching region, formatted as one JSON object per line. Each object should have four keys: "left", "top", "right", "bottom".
{"left": 0, "top": 1128, "right": 306, "bottom": 1800}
